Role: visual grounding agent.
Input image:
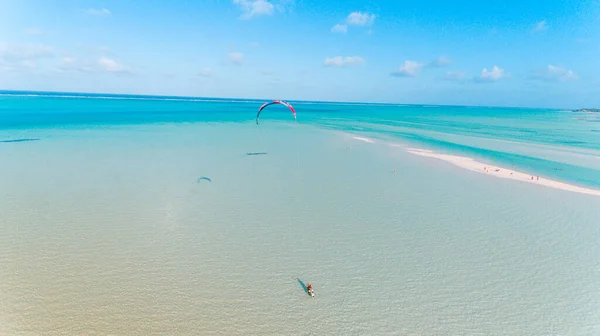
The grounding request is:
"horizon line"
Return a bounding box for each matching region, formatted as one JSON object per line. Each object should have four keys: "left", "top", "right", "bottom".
{"left": 0, "top": 89, "right": 572, "bottom": 111}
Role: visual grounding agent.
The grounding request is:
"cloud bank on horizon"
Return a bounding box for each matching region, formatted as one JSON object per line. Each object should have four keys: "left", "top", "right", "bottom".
{"left": 0, "top": 0, "right": 598, "bottom": 108}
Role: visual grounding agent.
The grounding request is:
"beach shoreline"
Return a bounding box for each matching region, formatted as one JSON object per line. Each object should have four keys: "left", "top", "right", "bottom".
{"left": 344, "top": 132, "right": 600, "bottom": 197}
{"left": 404, "top": 148, "right": 600, "bottom": 197}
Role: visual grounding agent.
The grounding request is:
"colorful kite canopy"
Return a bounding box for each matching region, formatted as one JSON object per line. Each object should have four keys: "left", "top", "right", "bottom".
{"left": 256, "top": 100, "right": 296, "bottom": 124}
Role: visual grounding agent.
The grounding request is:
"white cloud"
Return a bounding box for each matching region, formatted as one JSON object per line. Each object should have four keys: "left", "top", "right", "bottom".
{"left": 533, "top": 65, "right": 578, "bottom": 82}
{"left": 58, "top": 56, "right": 132, "bottom": 74}
{"left": 330, "top": 11, "right": 374, "bottom": 34}
{"left": 390, "top": 60, "right": 423, "bottom": 77}
{"left": 58, "top": 57, "right": 77, "bottom": 70}
{"left": 97, "top": 56, "right": 132, "bottom": 74}
{"left": 475, "top": 65, "right": 507, "bottom": 82}
{"left": 1, "top": 59, "right": 38, "bottom": 72}
{"left": 331, "top": 24, "right": 348, "bottom": 33}
{"left": 0, "top": 43, "right": 54, "bottom": 63}
{"left": 443, "top": 71, "right": 466, "bottom": 80}
{"left": 229, "top": 52, "right": 244, "bottom": 65}
{"left": 324, "top": 56, "right": 365, "bottom": 67}
{"left": 57, "top": 57, "right": 93, "bottom": 72}
{"left": 533, "top": 20, "right": 548, "bottom": 32}
{"left": 54, "top": 46, "right": 129, "bottom": 74}
{"left": 84, "top": 8, "right": 111, "bottom": 16}
{"left": 428, "top": 56, "right": 452, "bottom": 67}
{"left": 347, "top": 12, "right": 376, "bottom": 26}
{"left": 233, "top": 0, "right": 274, "bottom": 19}
{"left": 198, "top": 67, "right": 213, "bottom": 77}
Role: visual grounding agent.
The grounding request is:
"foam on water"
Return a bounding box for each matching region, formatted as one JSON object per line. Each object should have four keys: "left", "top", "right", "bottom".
{"left": 2, "top": 121, "right": 600, "bottom": 335}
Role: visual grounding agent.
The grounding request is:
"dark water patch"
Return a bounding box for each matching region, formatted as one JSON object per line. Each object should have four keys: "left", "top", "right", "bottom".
{"left": 518, "top": 129, "right": 539, "bottom": 134}
{"left": 556, "top": 140, "right": 587, "bottom": 145}
{"left": 246, "top": 152, "right": 268, "bottom": 156}
{"left": 0, "top": 138, "right": 40, "bottom": 143}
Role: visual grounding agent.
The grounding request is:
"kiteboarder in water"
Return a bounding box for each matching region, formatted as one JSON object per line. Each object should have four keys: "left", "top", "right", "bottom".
{"left": 306, "top": 283, "right": 314, "bottom": 296}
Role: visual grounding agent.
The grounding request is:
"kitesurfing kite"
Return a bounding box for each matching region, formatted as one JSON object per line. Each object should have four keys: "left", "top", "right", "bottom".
{"left": 256, "top": 100, "right": 296, "bottom": 124}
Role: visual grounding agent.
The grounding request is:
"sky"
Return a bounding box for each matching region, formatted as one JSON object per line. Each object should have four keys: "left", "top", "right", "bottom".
{"left": 1, "top": 0, "right": 599, "bottom": 108}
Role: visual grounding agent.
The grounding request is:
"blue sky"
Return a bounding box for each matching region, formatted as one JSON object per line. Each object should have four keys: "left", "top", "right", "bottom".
{"left": 1, "top": 0, "right": 599, "bottom": 108}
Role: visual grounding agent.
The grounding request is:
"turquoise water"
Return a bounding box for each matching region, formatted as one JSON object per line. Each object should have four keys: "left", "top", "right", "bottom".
{"left": 2, "top": 91, "right": 599, "bottom": 189}
{"left": 2, "top": 91, "right": 600, "bottom": 335}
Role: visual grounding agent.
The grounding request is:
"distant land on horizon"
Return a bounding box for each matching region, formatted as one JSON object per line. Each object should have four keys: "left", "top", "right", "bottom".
{"left": 572, "top": 108, "right": 600, "bottom": 113}
{"left": 0, "top": 89, "right": 584, "bottom": 111}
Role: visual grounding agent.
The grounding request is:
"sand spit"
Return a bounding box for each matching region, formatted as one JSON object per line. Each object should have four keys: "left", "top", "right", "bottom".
{"left": 405, "top": 148, "right": 600, "bottom": 197}
{"left": 352, "top": 136, "right": 376, "bottom": 143}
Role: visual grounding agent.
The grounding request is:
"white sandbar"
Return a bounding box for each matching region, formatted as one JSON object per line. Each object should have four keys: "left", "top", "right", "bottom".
{"left": 352, "top": 136, "right": 376, "bottom": 143}
{"left": 405, "top": 148, "right": 600, "bottom": 197}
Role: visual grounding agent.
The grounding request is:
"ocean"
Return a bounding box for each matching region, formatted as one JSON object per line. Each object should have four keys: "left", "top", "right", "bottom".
{"left": 1, "top": 91, "right": 600, "bottom": 335}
